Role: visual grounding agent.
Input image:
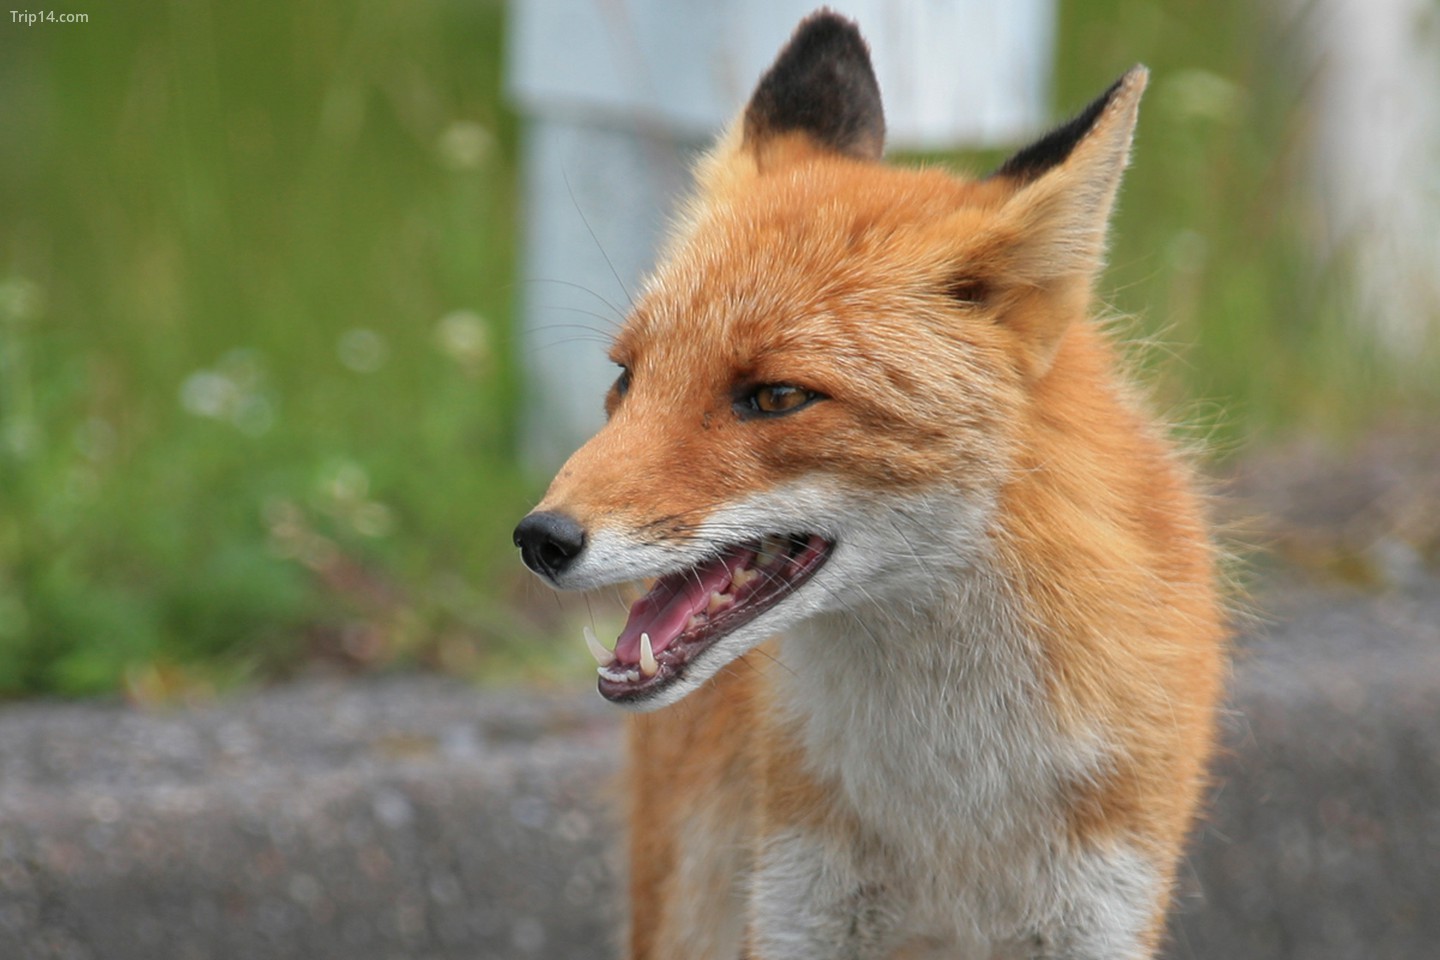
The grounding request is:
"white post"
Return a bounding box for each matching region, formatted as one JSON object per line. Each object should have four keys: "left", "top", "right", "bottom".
{"left": 1296, "top": 0, "right": 1440, "bottom": 356}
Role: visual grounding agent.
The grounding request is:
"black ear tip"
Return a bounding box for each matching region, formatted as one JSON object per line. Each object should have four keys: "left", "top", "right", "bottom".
{"left": 990, "top": 67, "right": 1142, "bottom": 184}
{"left": 743, "top": 8, "right": 886, "bottom": 162}
{"left": 791, "top": 8, "right": 867, "bottom": 47}
{"left": 769, "top": 8, "right": 875, "bottom": 85}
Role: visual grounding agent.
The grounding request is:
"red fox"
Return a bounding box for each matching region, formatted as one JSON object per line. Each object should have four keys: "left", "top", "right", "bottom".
{"left": 515, "top": 11, "right": 1225, "bottom": 959}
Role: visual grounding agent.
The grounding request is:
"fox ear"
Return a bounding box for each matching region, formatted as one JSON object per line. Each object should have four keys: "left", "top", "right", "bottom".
{"left": 960, "top": 67, "right": 1146, "bottom": 373}
{"left": 741, "top": 11, "right": 886, "bottom": 165}
{"left": 989, "top": 66, "right": 1148, "bottom": 286}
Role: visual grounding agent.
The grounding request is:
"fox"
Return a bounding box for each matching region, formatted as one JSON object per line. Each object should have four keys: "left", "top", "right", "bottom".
{"left": 513, "top": 10, "right": 1226, "bottom": 960}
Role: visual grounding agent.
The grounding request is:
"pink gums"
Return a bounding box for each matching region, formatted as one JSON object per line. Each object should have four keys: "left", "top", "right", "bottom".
{"left": 613, "top": 546, "right": 755, "bottom": 664}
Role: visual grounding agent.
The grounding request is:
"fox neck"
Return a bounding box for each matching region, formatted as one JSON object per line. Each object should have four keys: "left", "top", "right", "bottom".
{"left": 773, "top": 542, "right": 1094, "bottom": 859}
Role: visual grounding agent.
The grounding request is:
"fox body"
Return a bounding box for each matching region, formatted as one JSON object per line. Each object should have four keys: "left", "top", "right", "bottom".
{"left": 514, "top": 12, "right": 1225, "bottom": 960}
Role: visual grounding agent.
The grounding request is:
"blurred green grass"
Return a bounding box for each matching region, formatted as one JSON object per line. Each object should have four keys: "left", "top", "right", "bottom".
{"left": 1065, "top": 0, "right": 1437, "bottom": 430}
{"left": 0, "top": 0, "right": 536, "bottom": 697}
{"left": 0, "top": 0, "right": 1434, "bottom": 697}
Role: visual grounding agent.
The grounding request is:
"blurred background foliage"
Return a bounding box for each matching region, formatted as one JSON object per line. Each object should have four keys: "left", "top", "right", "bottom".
{"left": 0, "top": 0, "right": 1434, "bottom": 698}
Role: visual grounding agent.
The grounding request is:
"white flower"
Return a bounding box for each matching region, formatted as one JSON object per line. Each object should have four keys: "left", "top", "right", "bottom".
{"left": 435, "top": 310, "right": 490, "bottom": 368}
{"left": 337, "top": 328, "right": 388, "bottom": 373}
{"left": 437, "top": 121, "right": 493, "bottom": 171}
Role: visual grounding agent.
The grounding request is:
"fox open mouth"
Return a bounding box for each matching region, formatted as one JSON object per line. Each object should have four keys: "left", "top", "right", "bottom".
{"left": 592, "top": 533, "right": 832, "bottom": 702}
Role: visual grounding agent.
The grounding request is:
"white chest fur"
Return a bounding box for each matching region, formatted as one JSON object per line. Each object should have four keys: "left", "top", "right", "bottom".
{"left": 769, "top": 566, "right": 1140, "bottom": 950}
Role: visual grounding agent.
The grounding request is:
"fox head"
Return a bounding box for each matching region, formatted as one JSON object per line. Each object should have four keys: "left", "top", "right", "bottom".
{"left": 515, "top": 11, "right": 1147, "bottom": 709}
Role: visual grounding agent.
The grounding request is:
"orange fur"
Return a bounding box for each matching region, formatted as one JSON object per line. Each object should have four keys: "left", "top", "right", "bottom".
{"left": 517, "top": 13, "right": 1226, "bottom": 959}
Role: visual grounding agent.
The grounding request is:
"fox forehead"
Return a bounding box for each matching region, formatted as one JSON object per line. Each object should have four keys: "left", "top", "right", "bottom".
{"left": 612, "top": 155, "right": 1011, "bottom": 376}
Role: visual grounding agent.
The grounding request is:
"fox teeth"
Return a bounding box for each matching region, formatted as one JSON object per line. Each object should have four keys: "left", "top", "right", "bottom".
{"left": 583, "top": 626, "right": 615, "bottom": 667}
{"left": 707, "top": 591, "right": 734, "bottom": 613}
{"left": 732, "top": 567, "right": 759, "bottom": 589}
{"left": 639, "top": 632, "right": 659, "bottom": 678}
{"left": 598, "top": 664, "right": 640, "bottom": 683}
{"left": 756, "top": 536, "right": 786, "bottom": 568}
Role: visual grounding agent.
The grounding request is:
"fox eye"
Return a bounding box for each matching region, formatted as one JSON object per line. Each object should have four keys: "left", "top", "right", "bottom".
{"left": 604, "top": 366, "right": 632, "bottom": 418}
{"left": 738, "top": 383, "right": 821, "bottom": 418}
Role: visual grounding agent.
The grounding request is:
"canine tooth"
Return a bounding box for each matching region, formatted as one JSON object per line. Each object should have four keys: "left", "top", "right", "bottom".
{"left": 732, "top": 567, "right": 759, "bottom": 588}
{"left": 639, "top": 633, "right": 659, "bottom": 678}
{"left": 584, "top": 626, "right": 615, "bottom": 667}
{"left": 756, "top": 536, "right": 785, "bottom": 568}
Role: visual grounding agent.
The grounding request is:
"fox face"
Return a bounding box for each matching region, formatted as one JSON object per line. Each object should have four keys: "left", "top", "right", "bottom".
{"left": 516, "top": 15, "right": 1149, "bottom": 711}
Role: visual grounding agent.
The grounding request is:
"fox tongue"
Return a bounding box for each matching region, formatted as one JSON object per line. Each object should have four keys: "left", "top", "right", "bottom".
{"left": 614, "top": 548, "right": 748, "bottom": 664}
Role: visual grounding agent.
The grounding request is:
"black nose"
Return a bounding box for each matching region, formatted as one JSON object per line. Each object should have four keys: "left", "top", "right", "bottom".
{"left": 513, "top": 511, "right": 587, "bottom": 580}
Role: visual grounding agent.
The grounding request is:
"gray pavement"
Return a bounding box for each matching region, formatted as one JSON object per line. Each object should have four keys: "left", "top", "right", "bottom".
{"left": 1168, "top": 575, "right": 1440, "bottom": 960}
{"left": 0, "top": 682, "right": 622, "bottom": 959}
{"left": 1, "top": 572, "right": 1436, "bottom": 959}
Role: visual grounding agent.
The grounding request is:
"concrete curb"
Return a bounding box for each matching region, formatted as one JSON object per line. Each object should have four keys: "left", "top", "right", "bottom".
{"left": 1167, "top": 577, "right": 1440, "bottom": 960}
{"left": 0, "top": 682, "right": 623, "bottom": 960}
{"left": 1, "top": 577, "right": 1437, "bottom": 959}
